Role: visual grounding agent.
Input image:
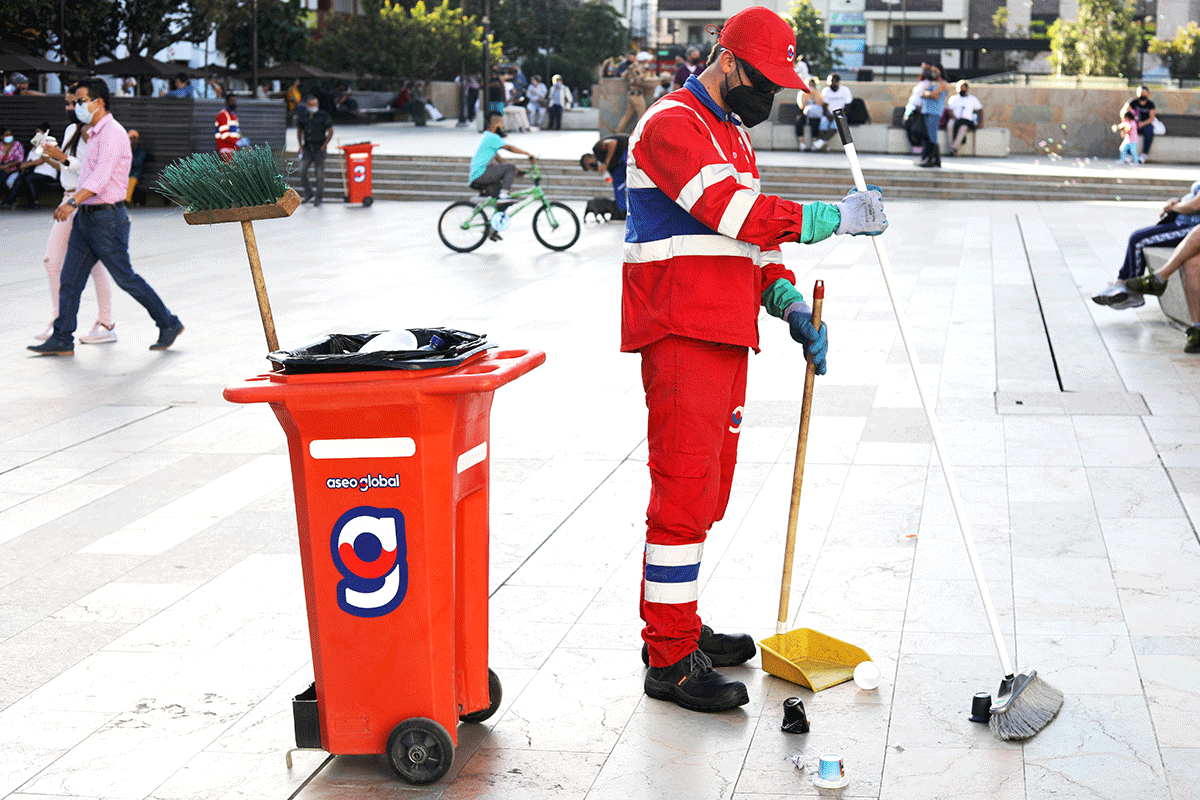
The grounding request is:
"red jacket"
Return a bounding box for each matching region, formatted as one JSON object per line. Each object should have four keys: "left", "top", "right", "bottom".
{"left": 621, "top": 79, "right": 809, "bottom": 353}
{"left": 215, "top": 108, "right": 240, "bottom": 151}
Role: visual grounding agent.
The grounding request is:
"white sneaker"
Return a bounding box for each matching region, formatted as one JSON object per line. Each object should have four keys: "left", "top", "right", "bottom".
{"left": 35, "top": 325, "right": 53, "bottom": 342}
{"left": 812, "top": 139, "right": 826, "bottom": 150}
{"left": 497, "top": 191, "right": 510, "bottom": 200}
{"left": 798, "top": 143, "right": 810, "bottom": 151}
{"left": 80, "top": 322, "right": 117, "bottom": 344}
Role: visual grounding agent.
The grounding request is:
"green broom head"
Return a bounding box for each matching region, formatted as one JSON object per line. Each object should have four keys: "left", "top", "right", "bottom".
{"left": 156, "top": 145, "right": 290, "bottom": 212}
{"left": 988, "top": 669, "right": 1064, "bottom": 740}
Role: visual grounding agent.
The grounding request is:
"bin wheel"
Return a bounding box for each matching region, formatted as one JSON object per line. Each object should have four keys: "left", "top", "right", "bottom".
{"left": 386, "top": 717, "right": 454, "bottom": 785}
{"left": 459, "top": 668, "right": 502, "bottom": 723}
{"left": 363, "top": 196, "right": 374, "bottom": 207}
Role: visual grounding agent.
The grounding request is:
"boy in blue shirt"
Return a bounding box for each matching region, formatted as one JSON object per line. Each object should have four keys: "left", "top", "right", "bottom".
{"left": 469, "top": 112, "right": 535, "bottom": 203}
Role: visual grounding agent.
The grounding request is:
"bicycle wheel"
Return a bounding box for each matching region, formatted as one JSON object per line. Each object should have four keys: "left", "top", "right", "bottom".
{"left": 532, "top": 201, "right": 581, "bottom": 251}
{"left": 438, "top": 200, "right": 490, "bottom": 252}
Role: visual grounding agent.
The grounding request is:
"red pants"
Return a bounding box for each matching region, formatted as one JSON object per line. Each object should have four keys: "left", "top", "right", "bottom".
{"left": 639, "top": 335, "right": 748, "bottom": 667}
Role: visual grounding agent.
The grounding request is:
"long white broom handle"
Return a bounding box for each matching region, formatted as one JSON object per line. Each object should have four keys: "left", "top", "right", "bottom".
{"left": 832, "top": 110, "right": 1015, "bottom": 678}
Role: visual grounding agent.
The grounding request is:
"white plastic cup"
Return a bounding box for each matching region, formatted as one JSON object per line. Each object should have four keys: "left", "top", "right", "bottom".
{"left": 359, "top": 329, "right": 419, "bottom": 353}
{"left": 853, "top": 660, "right": 882, "bottom": 690}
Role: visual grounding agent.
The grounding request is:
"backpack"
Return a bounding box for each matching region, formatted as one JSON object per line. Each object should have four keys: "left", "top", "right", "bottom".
{"left": 846, "top": 98, "right": 870, "bottom": 126}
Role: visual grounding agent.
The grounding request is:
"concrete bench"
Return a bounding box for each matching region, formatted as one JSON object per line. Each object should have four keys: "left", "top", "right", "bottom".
{"left": 1145, "top": 247, "right": 1191, "bottom": 326}
{"left": 1147, "top": 114, "right": 1200, "bottom": 165}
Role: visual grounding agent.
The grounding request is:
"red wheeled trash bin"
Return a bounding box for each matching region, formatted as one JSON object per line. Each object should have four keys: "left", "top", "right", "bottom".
{"left": 339, "top": 142, "right": 379, "bottom": 206}
{"left": 224, "top": 345, "right": 544, "bottom": 784}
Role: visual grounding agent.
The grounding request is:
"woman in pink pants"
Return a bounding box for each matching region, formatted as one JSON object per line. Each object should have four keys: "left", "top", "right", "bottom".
{"left": 35, "top": 88, "right": 115, "bottom": 344}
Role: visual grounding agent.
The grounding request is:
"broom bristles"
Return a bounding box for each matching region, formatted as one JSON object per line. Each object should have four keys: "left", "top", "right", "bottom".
{"left": 988, "top": 671, "right": 1064, "bottom": 740}
{"left": 156, "top": 145, "right": 291, "bottom": 212}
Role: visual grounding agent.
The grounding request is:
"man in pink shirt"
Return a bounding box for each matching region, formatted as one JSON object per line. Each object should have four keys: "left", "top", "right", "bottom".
{"left": 29, "top": 77, "right": 183, "bottom": 356}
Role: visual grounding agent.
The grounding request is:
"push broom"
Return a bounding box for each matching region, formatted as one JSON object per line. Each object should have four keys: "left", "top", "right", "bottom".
{"left": 830, "top": 108, "right": 1062, "bottom": 740}
{"left": 156, "top": 146, "right": 300, "bottom": 353}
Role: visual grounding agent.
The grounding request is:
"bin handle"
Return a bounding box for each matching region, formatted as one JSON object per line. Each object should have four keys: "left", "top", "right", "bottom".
{"left": 421, "top": 349, "right": 546, "bottom": 395}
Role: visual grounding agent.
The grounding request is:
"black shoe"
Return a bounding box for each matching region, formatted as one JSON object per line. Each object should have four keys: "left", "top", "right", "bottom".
{"left": 1186, "top": 325, "right": 1200, "bottom": 354}
{"left": 496, "top": 199, "right": 515, "bottom": 213}
{"left": 641, "top": 625, "right": 756, "bottom": 668}
{"left": 644, "top": 649, "right": 749, "bottom": 712}
{"left": 28, "top": 337, "right": 74, "bottom": 356}
{"left": 487, "top": 230, "right": 502, "bottom": 242}
{"left": 150, "top": 321, "right": 184, "bottom": 350}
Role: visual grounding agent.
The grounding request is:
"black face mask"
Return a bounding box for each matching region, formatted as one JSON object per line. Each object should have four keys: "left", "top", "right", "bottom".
{"left": 722, "top": 65, "right": 776, "bottom": 128}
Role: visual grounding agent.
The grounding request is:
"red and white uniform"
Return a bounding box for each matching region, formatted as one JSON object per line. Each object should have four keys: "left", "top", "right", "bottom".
{"left": 624, "top": 78, "right": 811, "bottom": 667}
{"left": 214, "top": 108, "right": 240, "bottom": 160}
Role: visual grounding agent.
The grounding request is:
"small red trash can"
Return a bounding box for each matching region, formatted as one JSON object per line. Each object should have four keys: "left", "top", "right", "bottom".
{"left": 224, "top": 341, "right": 544, "bottom": 784}
{"left": 339, "top": 142, "right": 378, "bottom": 206}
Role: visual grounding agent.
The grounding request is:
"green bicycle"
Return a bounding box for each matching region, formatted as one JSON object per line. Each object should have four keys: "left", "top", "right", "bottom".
{"left": 437, "top": 162, "right": 581, "bottom": 253}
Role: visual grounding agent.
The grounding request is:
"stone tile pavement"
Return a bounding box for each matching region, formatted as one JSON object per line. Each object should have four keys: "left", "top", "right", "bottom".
{"left": 1, "top": 181, "right": 1198, "bottom": 800}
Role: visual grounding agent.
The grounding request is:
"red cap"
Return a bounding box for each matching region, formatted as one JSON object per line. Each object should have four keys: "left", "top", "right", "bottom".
{"left": 718, "top": 6, "right": 806, "bottom": 90}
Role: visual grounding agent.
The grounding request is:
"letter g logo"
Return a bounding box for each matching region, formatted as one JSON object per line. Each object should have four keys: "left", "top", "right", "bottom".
{"left": 330, "top": 506, "right": 407, "bottom": 617}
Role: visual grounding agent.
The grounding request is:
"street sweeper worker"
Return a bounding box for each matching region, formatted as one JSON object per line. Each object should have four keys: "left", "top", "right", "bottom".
{"left": 623, "top": 5, "right": 888, "bottom": 713}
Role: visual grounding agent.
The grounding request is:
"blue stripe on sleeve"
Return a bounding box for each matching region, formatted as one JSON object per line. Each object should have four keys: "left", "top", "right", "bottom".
{"left": 644, "top": 562, "right": 702, "bottom": 584}
{"left": 626, "top": 186, "right": 717, "bottom": 244}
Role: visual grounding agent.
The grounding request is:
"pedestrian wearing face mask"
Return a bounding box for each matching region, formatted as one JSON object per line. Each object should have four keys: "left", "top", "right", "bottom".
{"left": 215, "top": 92, "right": 240, "bottom": 161}
{"left": 622, "top": 6, "right": 887, "bottom": 713}
{"left": 916, "top": 64, "right": 948, "bottom": 167}
{"left": 296, "top": 95, "right": 334, "bottom": 206}
{"left": 28, "top": 77, "right": 183, "bottom": 356}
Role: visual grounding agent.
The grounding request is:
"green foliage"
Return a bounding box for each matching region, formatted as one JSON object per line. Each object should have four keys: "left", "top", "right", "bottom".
{"left": 491, "top": 0, "right": 627, "bottom": 84}
{"left": 0, "top": 0, "right": 223, "bottom": 68}
{"left": 1048, "top": 0, "right": 1141, "bottom": 77}
{"left": 309, "top": 0, "right": 502, "bottom": 82}
{"left": 1149, "top": 22, "right": 1200, "bottom": 80}
{"left": 157, "top": 146, "right": 289, "bottom": 211}
{"left": 785, "top": 0, "right": 839, "bottom": 79}
{"left": 222, "top": 0, "right": 309, "bottom": 73}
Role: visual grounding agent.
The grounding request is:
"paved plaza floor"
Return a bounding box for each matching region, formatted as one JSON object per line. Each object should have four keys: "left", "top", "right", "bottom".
{"left": 2, "top": 151, "right": 1199, "bottom": 800}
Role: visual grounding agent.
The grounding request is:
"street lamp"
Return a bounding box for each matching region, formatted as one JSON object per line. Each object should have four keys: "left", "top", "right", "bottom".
{"left": 882, "top": 0, "right": 899, "bottom": 81}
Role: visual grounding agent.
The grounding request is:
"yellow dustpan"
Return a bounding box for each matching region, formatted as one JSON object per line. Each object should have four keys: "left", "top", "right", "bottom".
{"left": 761, "top": 628, "right": 871, "bottom": 691}
{"left": 761, "top": 281, "right": 871, "bottom": 691}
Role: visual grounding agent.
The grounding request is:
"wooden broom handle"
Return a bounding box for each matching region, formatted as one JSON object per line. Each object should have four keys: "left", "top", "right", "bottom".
{"left": 776, "top": 280, "right": 824, "bottom": 634}
{"left": 241, "top": 220, "right": 280, "bottom": 353}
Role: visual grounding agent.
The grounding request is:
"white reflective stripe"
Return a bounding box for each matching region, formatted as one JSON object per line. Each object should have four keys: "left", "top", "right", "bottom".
{"left": 456, "top": 442, "right": 487, "bottom": 474}
{"left": 676, "top": 162, "right": 745, "bottom": 210}
{"left": 717, "top": 188, "right": 759, "bottom": 238}
{"left": 760, "top": 248, "right": 783, "bottom": 264}
{"left": 627, "top": 100, "right": 734, "bottom": 191}
{"left": 624, "top": 234, "right": 760, "bottom": 264}
{"left": 646, "top": 541, "right": 704, "bottom": 567}
{"left": 644, "top": 579, "right": 700, "bottom": 604}
{"left": 310, "top": 437, "right": 416, "bottom": 460}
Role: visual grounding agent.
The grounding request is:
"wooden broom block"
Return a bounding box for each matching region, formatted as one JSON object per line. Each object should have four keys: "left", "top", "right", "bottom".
{"left": 183, "top": 188, "right": 301, "bottom": 226}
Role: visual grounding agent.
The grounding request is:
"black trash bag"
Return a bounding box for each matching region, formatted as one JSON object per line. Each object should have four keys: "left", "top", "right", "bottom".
{"left": 268, "top": 327, "right": 492, "bottom": 374}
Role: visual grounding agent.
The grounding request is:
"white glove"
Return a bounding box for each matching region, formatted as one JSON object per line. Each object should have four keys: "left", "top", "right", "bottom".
{"left": 835, "top": 187, "right": 888, "bottom": 236}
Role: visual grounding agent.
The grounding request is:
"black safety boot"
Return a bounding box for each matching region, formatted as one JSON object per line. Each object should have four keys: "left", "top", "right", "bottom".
{"left": 644, "top": 649, "right": 750, "bottom": 712}
{"left": 641, "top": 625, "right": 756, "bottom": 668}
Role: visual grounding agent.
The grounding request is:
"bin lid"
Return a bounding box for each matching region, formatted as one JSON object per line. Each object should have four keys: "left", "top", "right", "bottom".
{"left": 268, "top": 327, "right": 493, "bottom": 374}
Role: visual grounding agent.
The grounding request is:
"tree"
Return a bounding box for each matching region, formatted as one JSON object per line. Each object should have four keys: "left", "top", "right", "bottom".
{"left": 309, "top": 0, "right": 502, "bottom": 82}
{"left": 0, "top": 0, "right": 221, "bottom": 68}
{"left": 491, "top": 0, "right": 626, "bottom": 86}
{"left": 1048, "top": 0, "right": 1140, "bottom": 77}
{"left": 222, "top": 0, "right": 309, "bottom": 73}
{"left": 1149, "top": 22, "right": 1200, "bottom": 80}
{"left": 785, "top": 0, "right": 838, "bottom": 79}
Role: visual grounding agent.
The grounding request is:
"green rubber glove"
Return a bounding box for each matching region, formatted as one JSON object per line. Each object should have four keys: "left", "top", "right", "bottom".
{"left": 762, "top": 278, "right": 805, "bottom": 319}
{"left": 800, "top": 201, "right": 841, "bottom": 244}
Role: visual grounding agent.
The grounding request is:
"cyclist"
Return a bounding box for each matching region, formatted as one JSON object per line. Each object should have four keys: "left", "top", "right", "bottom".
{"left": 469, "top": 112, "right": 536, "bottom": 215}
